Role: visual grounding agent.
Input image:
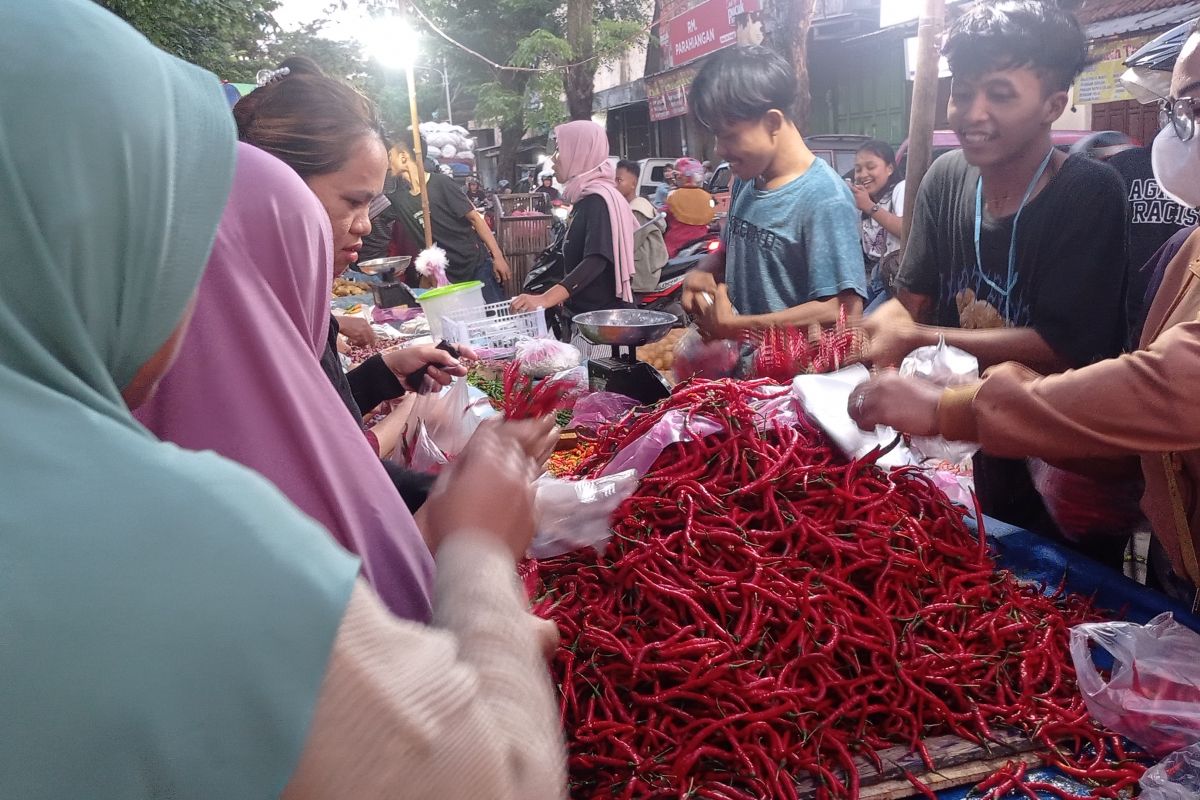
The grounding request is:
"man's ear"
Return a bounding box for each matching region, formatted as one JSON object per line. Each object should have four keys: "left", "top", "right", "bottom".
{"left": 1043, "top": 89, "right": 1070, "bottom": 125}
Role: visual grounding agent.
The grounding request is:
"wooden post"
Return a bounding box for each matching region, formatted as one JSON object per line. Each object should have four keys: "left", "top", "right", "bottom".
{"left": 901, "top": 0, "right": 946, "bottom": 246}
{"left": 406, "top": 63, "right": 435, "bottom": 250}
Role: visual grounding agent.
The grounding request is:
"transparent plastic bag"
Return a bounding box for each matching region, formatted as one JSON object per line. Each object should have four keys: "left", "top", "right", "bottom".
{"left": 672, "top": 328, "right": 739, "bottom": 382}
{"left": 528, "top": 469, "right": 639, "bottom": 559}
{"left": 403, "top": 420, "right": 449, "bottom": 473}
{"left": 568, "top": 392, "right": 639, "bottom": 431}
{"left": 1069, "top": 612, "right": 1200, "bottom": 758}
{"left": 1141, "top": 742, "right": 1200, "bottom": 800}
{"left": 598, "top": 410, "right": 723, "bottom": 478}
{"left": 408, "top": 377, "right": 479, "bottom": 458}
{"left": 899, "top": 337, "right": 980, "bottom": 466}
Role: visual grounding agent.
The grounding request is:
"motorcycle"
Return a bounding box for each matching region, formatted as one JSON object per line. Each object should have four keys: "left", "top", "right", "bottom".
{"left": 636, "top": 230, "right": 722, "bottom": 324}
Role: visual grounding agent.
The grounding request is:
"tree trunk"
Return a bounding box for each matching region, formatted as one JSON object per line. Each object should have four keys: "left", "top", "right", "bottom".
{"left": 564, "top": 0, "right": 596, "bottom": 120}
{"left": 497, "top": 119, "right": 526, "bottom": 185}
{"left": 789, "top": 0, "right": 816, "bottom": 129}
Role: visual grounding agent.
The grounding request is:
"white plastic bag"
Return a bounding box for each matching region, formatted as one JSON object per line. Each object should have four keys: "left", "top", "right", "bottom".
{"left": 528, "top": 469, "right": 639, "bottom": 558}
{"left": 789, "top": 365, "right": 912, "bottom": 469}
{"left": 516, "top": 338, "right": 582, "bottom": 378}
{"left": 1141, "top": 741, "right": 1200, "bottom": 800}
{"left": 899, "top": 337, "right": 980, "bottom": 466}
{"left": 1070, "top": 612, "right": 1200, "bottom": 758}
{"left": 404, "top": 420, "right": 449, "bottom": 473}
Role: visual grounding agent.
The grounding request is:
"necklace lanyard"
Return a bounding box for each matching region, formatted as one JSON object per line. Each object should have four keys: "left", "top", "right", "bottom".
{"left": 973, "top": 147, "right": 1055, "bottom": 320}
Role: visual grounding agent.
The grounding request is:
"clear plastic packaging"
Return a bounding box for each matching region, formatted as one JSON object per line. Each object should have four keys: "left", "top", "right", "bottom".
{"left": 568, "top": 392, "right": 639, "bottom": 431}
{"left": 516, "top": 338, "right": 582, "bottom": 378}
{"left": 408, "top": 377, "right": 480, "bottom": 458}
{"left": 1141, "top": 742, "right": 1200, "bottom": 799}
{"left": 528, "top": 469, "right": 639, "bottom": 559}
{"left": 899, "top": 337, "right": 980, "bottom": 466}
{"left": 1069, "top": 612, "right": 1200, "bottom": 758}
{"left": 672, "top": 328, "right": 739, "bottom": 382}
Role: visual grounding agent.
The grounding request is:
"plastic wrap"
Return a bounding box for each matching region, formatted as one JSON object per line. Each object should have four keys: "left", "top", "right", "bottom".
{"left": 527, "top": 469, "right": 639, "bottom": 558}
{"left": 1069, "top": 612, "right": 1200, "bottom": 757}
{"left": 404, "top": 420, "right": 448, "bottom": 473}
{"left": 672, "top": 328, "right": 739, "bottom": 382}
{"left": 898, "top": 338, "right": 980, "bottom": 466}
{"left": 598, "top": 410, "right": 724, "bottom": 478}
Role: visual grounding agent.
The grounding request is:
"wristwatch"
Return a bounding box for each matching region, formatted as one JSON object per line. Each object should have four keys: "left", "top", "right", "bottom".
{"left": 868, "top": 203, "right": 882, "bottom": 217}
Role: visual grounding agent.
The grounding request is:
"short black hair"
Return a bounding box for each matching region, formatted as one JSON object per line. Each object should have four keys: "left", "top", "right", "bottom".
{"left": 690, "top": 45, "right": 800, "bottom": 130}
{"left": 392, "top": 132, "right": 430, "bottom": 158}
{"left": 942, "top": 0, "right": 1087, "bottom": 92}
{"left": 857, "top": 139, "right": 896, "bottom": 167}
{"left": 616, "top": 159, "right": 640, "bottom": 177}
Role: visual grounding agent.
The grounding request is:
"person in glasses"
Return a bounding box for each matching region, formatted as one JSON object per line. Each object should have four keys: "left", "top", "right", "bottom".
{"left": 850, "top": 22, "right": 1200, "bottom": 611}
{"left": 861, "top": 0, "right": 1130, "bottom": 549}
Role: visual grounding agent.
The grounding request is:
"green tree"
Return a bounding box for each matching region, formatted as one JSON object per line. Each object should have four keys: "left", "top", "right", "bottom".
{"left": 94, "top": 0, "right": 278, "bottom": 81}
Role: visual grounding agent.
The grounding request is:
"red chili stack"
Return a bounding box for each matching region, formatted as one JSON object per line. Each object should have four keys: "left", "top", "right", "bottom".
{"left": 535, "top": 379, "right": 1146, "bottom": 799}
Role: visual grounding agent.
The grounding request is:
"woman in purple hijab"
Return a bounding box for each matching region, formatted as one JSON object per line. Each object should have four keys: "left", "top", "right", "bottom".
{"left": 137, "top": 143, "right": 435, "bottom": 621}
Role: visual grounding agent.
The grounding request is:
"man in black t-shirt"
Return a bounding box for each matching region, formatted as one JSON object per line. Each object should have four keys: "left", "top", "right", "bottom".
{"left": 864, "top": 1, "right": 1130, "bottom": 537}
{"left": 388, "top": 138, "right": 511, "bottom": 302}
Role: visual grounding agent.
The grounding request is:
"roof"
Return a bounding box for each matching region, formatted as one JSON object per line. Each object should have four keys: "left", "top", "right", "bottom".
{"left": 1083, "top": 0, "right": 1200, "bottom": 39}
{"left": 1075, "top": 0, "right": 1190, "bottom": 25}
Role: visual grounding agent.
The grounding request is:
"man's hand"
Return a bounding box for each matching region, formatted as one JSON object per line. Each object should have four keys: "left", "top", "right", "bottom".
{"left": 492, "top": 254, "right": 512, "bottom": 285}
{"left": 864, "top": 318, "right": 925, "bottom": 369}
{"left": 695, "top": 284, "right": 741, "bottom": 340}
{"left": 381, "top": 342, "right": 477, "bottom": 393}
{"left": 850, "top": 182, "right": 874, "bottom": 214}
{"left": 419, "top": 416, "right": 557, "bottom": 559}
{"left": 682, "top": 270, "right": 719, "bottom": 317}
{"left": 336, "top": 315, "right": 377, "bottom": 347}
{"left": 511, "top": 293, "right": 547, "bottom": 313}
{"left": 848, "top": 371, "right": 943, "bottom": 435}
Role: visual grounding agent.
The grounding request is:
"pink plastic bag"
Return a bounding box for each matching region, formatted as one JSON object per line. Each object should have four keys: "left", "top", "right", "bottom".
{"left": 598, "top": 410, "right": 723, "bottom": 478}
{"left": 1070, "top": 613, "right": 1200, "bottom": 758}
{"left": 568, "top": 392, "right": 639, "bottom": 431}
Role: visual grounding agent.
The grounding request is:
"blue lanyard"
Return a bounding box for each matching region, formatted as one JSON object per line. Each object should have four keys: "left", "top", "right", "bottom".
{"left": 973, "top": 147, "right": 1055, "bottom": 320}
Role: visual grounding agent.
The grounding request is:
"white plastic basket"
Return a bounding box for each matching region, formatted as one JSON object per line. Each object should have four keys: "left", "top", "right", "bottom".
{"left": 439, "top": 301, "right": 549, "bottom": 357}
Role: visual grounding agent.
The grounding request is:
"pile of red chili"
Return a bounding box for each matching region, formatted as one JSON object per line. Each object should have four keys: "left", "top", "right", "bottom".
{"left": 534, "top": 379, "right": 1146, "bottom": 799}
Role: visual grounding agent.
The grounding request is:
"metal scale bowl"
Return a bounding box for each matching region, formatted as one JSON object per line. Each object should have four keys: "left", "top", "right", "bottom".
{"left": 572, "top": 309, "right": 676, "bottom": 404}
{"left": 355, "top": 256, "right": 416, "bottom": 308}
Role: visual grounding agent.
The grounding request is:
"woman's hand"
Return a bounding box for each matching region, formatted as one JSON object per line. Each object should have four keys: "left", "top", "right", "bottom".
{"left": 382, "top": 342, "right": 477, "bottom": 393}
{"left": 848, "top": 371, "right": 942, "bottom": 435}
{"left": 336, "top": 315, "right": 377, "bottom": 347}
{"left": 419, "top": 416, "right": 557, "bottom": 559}
{"left": 510, "top": 293, "right": 544, "bottom": 313}
{"left": 850, "top": 182, "right": 875, "bottom": 214}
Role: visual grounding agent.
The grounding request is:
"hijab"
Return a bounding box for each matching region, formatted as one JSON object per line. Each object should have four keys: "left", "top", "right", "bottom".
{"left": 0, "top": 2, "right": 358, "bottom": 796}
{"left": 555, "top": 120, "right": 638, "bottom": 302}
{"left": 136, "top": 143, "right": 435, "bottom": 622}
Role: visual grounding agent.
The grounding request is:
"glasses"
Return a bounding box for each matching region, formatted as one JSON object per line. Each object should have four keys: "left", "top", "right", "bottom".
{"left": 1160, "top": 97, "right": 1199, "bottom": 142}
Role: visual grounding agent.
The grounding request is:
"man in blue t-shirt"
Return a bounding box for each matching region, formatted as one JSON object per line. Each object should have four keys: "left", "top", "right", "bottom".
{"left": 681, "top": 46, "right": 866, "bottom": 338}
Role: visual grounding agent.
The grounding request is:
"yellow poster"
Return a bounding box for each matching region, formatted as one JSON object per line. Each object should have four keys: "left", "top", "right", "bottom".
{"left": 1073, "top": 35, "right": 1154, "bottom": 105}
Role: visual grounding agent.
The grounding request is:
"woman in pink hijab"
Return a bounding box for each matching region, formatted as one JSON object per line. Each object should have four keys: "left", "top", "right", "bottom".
{"left": 511, "top": 120, "right": 637, "bottom": 319}
{"left": 136, "top": 143, "right": 435, "bottom": 622}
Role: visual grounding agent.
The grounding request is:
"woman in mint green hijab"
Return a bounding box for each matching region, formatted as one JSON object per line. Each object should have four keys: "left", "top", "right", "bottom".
{"left": 0, "top": 2, "right": 565, "bottom": 798}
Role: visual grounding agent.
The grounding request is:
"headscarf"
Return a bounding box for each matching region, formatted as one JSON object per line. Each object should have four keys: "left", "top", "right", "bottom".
{"left": 0, "top": 2, "right": 358, "bottom": 797}
{"left": 674, "top": 157, "right": 706, "bottom": 188}
{"left": 137, "top": 143, "right": 435, "bottom": 622}
{"left": 555, "top": 120, "right": 638, "bottom": 302}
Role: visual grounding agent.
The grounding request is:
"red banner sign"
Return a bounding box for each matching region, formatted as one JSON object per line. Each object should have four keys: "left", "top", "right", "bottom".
{"left": 661, "top": 0, "right": 761, "bottom": 71}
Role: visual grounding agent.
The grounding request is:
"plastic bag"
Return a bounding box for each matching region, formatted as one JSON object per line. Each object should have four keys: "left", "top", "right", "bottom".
{"left": 403, "top": 420, "right": 449, "bottom": 473}
{"left": 408, "top": 377, "right": 480, "bottom": 458}
{"left": 1069, "top": 612, "right": 1200, "bottom": 758}
{"left": 899, "top": 337, "right": 980, "bottom": 466}
{"left": 1028, "top": 458, "right": 1144, "bottom": 543}
{"left": 672, "top": 328, "right": 739, "bottom": 382}
{"left": 598, "top": 410, "right": 723, "bottom": 478}
{"left": 1141, "top": 741, "right": 1200, "bottom": 799}
{"left": 527, "top": 469, "right": 639, "bottom": 559}
{"left": 516, "top": 338, "right": 582, "bottom": 378}
{"left": 568, "top": 392, "right": 639, "bottom": 431}
{"left": 789, "top": 365, "right": 913, "bottom": 470}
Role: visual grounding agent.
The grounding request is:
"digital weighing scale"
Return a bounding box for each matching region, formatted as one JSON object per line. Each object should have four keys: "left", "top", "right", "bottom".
{"left": 572, "top": 309, "right": 676, "bottom": 404}
{"left": 355, "top": 256, "right": 417, "bottom": 308}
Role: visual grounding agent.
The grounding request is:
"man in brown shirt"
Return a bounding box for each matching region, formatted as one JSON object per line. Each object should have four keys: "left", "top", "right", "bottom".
{"left": 850, "top": 22, "right": 1200, "bottom": 612}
